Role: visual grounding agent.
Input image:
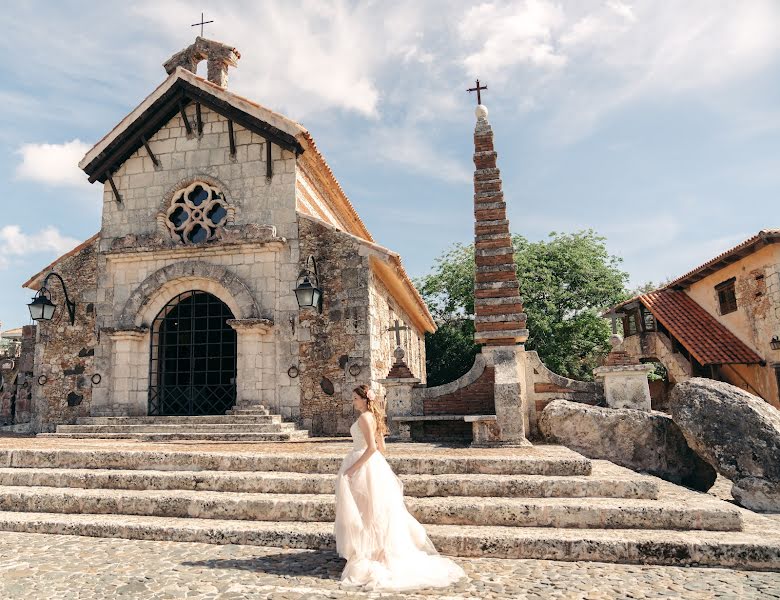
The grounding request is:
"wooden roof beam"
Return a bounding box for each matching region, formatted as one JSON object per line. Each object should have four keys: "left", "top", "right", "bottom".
{"left": 140, "top": 136, "right": 159, "bottom": 167}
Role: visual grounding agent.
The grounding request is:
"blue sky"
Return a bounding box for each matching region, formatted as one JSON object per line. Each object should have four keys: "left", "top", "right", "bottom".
{"left": 1, "top": 0, "right": 779, "bottom": 330}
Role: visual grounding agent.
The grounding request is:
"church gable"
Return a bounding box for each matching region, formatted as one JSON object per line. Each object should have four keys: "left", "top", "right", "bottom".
{"left": 80, "top": 68, "right": 304, "bottom": 187}
{"left": 97, "top": 102, "right": 298, "bottom": 244}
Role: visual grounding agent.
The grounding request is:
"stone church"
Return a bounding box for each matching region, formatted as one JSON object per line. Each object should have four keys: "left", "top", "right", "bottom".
{"left": 18, "top": 37, "right": 434, "bottom": 435}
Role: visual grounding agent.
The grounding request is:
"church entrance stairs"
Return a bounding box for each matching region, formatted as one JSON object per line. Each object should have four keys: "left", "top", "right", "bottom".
{"left": 0, "top": 441, "right": 776, "bottom": 569}
{"left": 37, "top": 409, "right": 307, "bottom": 442}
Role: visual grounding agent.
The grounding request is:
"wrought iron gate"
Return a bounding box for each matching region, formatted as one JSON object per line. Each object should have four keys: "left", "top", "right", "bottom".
{"left": 148, "top": 291, "right": 237, "bottom": 416}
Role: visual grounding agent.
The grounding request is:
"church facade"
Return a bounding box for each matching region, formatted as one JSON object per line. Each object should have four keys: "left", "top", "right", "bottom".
{"left": 20, "top": 38, "right": 434, "bottom": 435}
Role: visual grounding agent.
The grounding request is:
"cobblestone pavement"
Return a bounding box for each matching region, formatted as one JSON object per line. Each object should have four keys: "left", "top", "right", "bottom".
{"left": 0, "top": 532, "right": 777, "bottom": 599}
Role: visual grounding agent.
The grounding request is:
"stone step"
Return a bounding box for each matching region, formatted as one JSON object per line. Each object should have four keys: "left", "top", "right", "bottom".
{"left": 0, "top": 469, "right": 658, "bottom": 499}
{"left": 75, "top": 415, "right": 281, "bottom": 425}
{"left": 55, "top": 423, "right": 296, "bottom": 434}
{"left": 0, "top": 449, "right": 591, "bottom": 476}
{"left": 226, "top": 408, "right": 270, "bottom": 415}
{"left": 36, "top": 432, "right": 310, "bottom": 442}
{"left": 0, "top": 487, "right": 741, "bottom": 531}
{"left": 0, "top": 513, "right": 774, "bottom": 570}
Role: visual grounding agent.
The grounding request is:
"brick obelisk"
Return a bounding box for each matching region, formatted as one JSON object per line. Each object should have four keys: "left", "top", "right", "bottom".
{"left": 471, "top": 103, "right": 531, "bottom": 446}
{"left": 472, "top": 104, "right": 529, "bottom": 345}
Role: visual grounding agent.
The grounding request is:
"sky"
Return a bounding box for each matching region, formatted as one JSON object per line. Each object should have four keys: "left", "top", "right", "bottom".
{"left": 1, "top": 0, "right": 779, "bottom": 330}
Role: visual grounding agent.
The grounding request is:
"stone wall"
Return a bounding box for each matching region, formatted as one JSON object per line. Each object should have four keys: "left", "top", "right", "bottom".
{"left": 423, "top": 367, "right": 494, "bottom": 415}
{"left": 29, "top": 240, "right": 99, "bottom": 431}
{"left": 297, "top": 216, "right": 370, "bottom": 435}
{"left": 368, "top": 271, "right": 426, "bottom": 388}
{"left": 525, "top": 351, "right": 603, "bottom": 440}
{"left": 90, "top": 104, "right": 301, "bottom": 419}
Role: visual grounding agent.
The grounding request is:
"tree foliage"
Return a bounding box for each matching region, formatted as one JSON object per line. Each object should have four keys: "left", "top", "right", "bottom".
{"left": 417, "top": 230, "right": 629, "bottom": 385}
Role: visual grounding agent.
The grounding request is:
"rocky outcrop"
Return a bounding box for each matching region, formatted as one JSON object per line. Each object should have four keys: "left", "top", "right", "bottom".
{"left": 539, "top": 399, "right": 716, "bottom": 491}
{"left": 670, "top": 378, "right": 780, "bottom": 512}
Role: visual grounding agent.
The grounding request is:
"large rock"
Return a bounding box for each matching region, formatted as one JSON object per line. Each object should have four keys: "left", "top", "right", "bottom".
{"left": 670, "top": 378, "right": 780, "bottom": 512}
{"left": 539, "top": 399, "right": 716, "bottom": 491}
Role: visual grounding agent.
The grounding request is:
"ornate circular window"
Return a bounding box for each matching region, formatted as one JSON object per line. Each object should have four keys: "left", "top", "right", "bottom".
{"left": 165, "top": 182, "right": 229, "bottom": 244}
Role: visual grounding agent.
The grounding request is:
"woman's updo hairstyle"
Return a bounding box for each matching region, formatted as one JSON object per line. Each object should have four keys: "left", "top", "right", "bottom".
{"left": 353, "top": 384, "right": 388, "bottom": 437}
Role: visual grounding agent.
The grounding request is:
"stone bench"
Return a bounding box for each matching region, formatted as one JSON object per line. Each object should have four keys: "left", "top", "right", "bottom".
{"left": 390, "top": 414, "right": 498, "bottom": 446}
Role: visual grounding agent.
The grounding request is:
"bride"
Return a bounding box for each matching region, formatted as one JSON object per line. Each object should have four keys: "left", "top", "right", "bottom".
{"left": 334, "top": 384, "right": 466, "bottom": 591}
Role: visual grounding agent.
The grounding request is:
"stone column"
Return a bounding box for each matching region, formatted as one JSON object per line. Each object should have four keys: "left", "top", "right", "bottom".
{"left": 593, "top": 335, "right": 654, "bottom": 411}
{"left": 482, "top": 346, "right": 532, "bottom": 446}
{"left": 104, "top": 327, "right": 148, "bottom": 416}
{"left": 227, "top": 318, "right": 275, "bottom": 409}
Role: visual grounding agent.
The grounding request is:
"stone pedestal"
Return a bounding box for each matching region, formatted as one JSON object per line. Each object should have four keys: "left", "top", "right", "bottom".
{"left": 593, "top": 364, "right": 654, "bottom": 411}
{"left": 593, "top": 334, "right": 653, "bottom": 411}
{"left": 378, "top": 377, "right": 420, "bottom": 439}
{"left": 481, "top": 346, "right": 533, "bottom": 447}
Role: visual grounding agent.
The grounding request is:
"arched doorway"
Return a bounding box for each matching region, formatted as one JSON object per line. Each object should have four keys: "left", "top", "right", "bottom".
{"left": 148, "top": 291, "right": 237, "bottom": 416}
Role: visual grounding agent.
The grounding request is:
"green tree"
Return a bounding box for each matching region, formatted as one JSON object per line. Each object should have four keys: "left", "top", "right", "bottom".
{"left": 417, "top": 230, "right": 629, "bottom": 385}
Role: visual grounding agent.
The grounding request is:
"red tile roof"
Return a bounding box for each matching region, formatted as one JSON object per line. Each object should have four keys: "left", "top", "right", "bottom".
{"left": 668, "top": 229, "right": 780, "bottom": 289}
{"left": 640, "top": 290, "right": 763, "bottom": 366}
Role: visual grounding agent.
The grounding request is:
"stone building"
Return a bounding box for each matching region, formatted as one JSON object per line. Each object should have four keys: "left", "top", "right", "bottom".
{"left": 608, "top": 230, "right": 780, "bottom": 409}
{"left": 19, "top": 37, "right": 434, "bottom": 435}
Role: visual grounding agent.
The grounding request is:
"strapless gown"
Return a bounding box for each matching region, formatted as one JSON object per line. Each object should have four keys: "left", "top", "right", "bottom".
{"left": 334, "top": 419, "right": 466, "bottom": 591}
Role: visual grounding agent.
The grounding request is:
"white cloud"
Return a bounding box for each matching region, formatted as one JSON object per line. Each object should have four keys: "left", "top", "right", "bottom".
{"left": 0, "top": 226, "right": 81, "bottom": 271}
{"left": 607, "top": 1, "right": 636, "bottom": 23}
{"left": 366, "top": 125, "right": 472, "bottom": 184}
{"left": 460, "top": 1, "right": 567, "bottom": 77}
{"left": 132, "top": 0, "right": 429, "bottom": 119}
{"left": 15, "top": 139, "right": 91, "bottom": 188}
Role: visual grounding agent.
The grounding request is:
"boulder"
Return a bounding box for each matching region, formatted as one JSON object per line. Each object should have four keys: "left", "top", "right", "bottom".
{"left": 539, "top": 399, "right": 716, "bottom": 491}
{"left": 670, "top": 378, "right": 780, "bottom": 512}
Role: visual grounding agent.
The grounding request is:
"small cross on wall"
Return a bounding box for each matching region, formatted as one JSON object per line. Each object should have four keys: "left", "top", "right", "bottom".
{"left": 192, "top": 12, "right": 214, "bottom": 37}
{"left": 467, "top": 79, "right": 488, "bottom": 105}
{"left": 386, "top": 319, "right": 410, "bottom": 347}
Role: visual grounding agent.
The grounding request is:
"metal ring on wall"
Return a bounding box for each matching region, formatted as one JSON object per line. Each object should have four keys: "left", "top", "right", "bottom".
{"left": 287, "top": 366, "right": 299, "bottom": 379}
{"left": 37, "top": 375, "right": 48, "bottom": 386}
{"left": 91, "top": 373, "right": 102, "bottom": 385}
{"left": 348, "top": 363, "right": 362, "bottom": 377}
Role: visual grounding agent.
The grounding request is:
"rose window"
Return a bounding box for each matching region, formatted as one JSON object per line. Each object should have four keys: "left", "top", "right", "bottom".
{"left": 165, "top": 182, "right": 229, "bottom": 244}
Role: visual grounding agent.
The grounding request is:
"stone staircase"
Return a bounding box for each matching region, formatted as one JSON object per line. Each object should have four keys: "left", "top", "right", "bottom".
{"left": 0, "top": 443, "right": 777, "bottom": 569}
{"left": 37, "top": 406, "right": 309, "bottom": 442}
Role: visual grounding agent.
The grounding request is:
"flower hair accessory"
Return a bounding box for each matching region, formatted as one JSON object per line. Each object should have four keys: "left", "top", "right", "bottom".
{"left": 366, "top": 389, "right": 376, "bottom": 402}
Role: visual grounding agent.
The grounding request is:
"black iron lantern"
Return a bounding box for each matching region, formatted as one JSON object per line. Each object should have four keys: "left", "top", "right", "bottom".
{"left": 27, "top": 272, "right": 76, "bottom": 325}
{"left": 771, "top": 336, "right": 780, "bottom": 351}
{"left": 294, "top": 255, "right": 322, "bottom": 313}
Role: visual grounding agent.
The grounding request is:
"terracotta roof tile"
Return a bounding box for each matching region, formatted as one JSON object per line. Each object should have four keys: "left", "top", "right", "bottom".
{"left": 640, "top": 290, "right": 762, "bottom": 365}
{"left": 668, "top": 229, "right": 780, "bottom": 289}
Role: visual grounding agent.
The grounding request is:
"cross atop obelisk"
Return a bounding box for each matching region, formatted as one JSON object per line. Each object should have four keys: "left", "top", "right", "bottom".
{"left": 467, "top": 79, "right": 488, "bottom": 105}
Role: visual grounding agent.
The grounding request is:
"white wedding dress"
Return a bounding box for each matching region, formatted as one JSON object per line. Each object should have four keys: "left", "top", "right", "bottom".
{"left": 334, "top": 418, "right": 466, "bottom": 591}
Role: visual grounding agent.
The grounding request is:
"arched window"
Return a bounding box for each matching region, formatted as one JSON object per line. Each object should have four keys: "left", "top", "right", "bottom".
{"left": 165, "top": 182, "right": 229, "bottom": 244}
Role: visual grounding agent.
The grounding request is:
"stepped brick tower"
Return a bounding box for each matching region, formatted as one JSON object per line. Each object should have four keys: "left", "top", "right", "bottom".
{"left": 472, "top": 104, "right": 529, "bottom": 346}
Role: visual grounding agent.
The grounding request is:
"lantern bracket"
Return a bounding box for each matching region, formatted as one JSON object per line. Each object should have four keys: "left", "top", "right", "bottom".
{"left": 34, "top": 272, "right": 76, "bottom": 325}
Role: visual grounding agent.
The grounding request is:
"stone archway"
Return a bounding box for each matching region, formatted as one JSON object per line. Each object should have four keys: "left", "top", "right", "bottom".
{"left": 148, "top": 290, "right": 237, "bottom": 416}
{"left": 106, "top": 261, "right": 274, "bottom": 416}
{"left": 118, "top": 260, "right": 262, "bottom": 329}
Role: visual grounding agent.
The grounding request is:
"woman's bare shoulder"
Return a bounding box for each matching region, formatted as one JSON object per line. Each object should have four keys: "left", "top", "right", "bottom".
{"left": 358, "top": 411, "right": 376, "bottom": 424}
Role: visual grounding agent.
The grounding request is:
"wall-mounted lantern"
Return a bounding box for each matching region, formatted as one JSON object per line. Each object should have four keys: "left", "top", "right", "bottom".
{"left": 771, "top": 336, "right": 780, "bottom": 351}
{"left": 294, "top": 255, "right": 322, "bottom": 314}
{"left": 27, "top": 272, "right": 76, "bottom": 325}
